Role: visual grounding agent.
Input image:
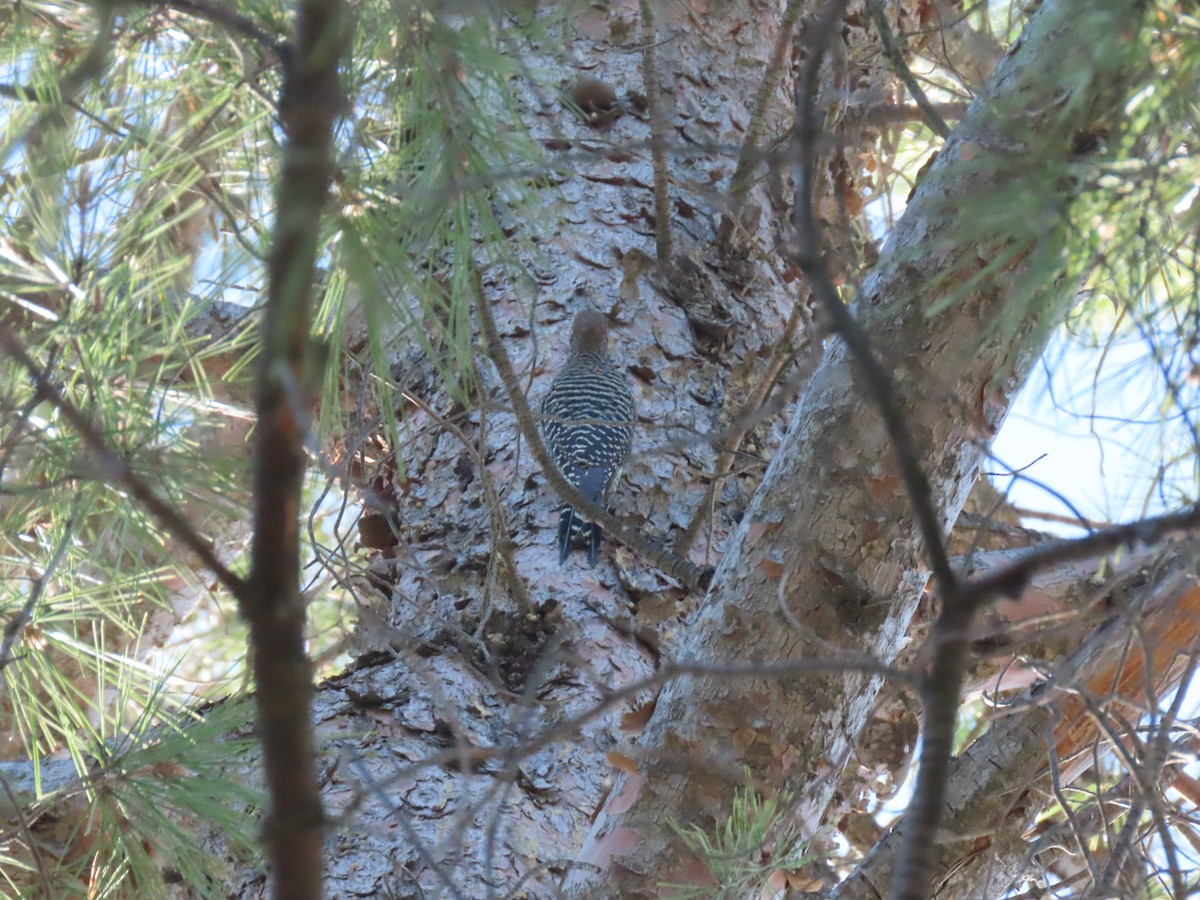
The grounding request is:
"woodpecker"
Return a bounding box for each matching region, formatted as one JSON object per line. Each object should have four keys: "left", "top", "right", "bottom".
{"left": 541, "top": 310, "right": 636, "bottom": 566}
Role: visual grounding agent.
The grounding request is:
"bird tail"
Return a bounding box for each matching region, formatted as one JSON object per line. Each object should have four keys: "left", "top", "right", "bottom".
{"left": 586, "top": 520, "right": 603, "bottom": 567}
{"left": 557, "top": 508, "right": 603, "bottom": 567}
{"left": 558, "top": 466, "right": 612, "bottom": 566}
{"left": 557, "top": 507, "right": 576, "bottom": 565}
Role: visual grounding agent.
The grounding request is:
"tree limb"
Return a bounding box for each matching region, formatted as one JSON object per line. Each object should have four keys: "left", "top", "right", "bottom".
{"left": 245, "top": 0, "right": 349, "bottom": 894}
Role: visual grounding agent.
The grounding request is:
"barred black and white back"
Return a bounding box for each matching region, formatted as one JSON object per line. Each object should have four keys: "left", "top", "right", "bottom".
{"left": 541, "top": 313, "right": 635, "bottom": 566}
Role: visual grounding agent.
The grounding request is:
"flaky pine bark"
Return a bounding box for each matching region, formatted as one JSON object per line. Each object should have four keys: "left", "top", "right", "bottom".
{"left": 274, "top": 1, "right": 903, "bottom": 896}
{"left": 2, "top": 0, "right": 1182, "bottom": 894}
{"left": 126, "top": 0, "right": 1164, "bottom": 897}
{"left": 190, "top": 1, "right": 849, "bottom": 895}
{"left": 570, "top": 0, "right": 1149, "bottom": 894}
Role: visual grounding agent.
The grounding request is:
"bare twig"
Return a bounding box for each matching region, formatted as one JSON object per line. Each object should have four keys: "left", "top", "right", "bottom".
{"left": 399, "top": 389, "right": 534, "bottom": 617}
{"left": 959, "top": 504, "right": 1200, "bottom": 612}
{"left": 0, "top": 775, "right": 54, "bottom": 898}
{"left": 794, "top": 1, "right": 956, "bottom": 605}
{"left": 720, "top": 0, "right": 804, "bottom": 249}
{"left": 675, "top": 301, "right": 804, "bottom": 556}
{"left": 366, "top": 652, "right": 919, "bottom": 797}
{"left": 1010, "top": 505, "right": 1110, "bottom": 529}
{"left": 866, "top": 0, "right": 951, "bottom": 139}
{"left": 1114, "top": 636, "right": 1197, "bottom": 899}
{"left": 806, "top": 0, "right": 1150, "bottom": 892}
{"left": 792, "top": 4, "right": 963, "bottom": 899}
{"left": 141, "top": 0, "right": 289, "bottom": 58}
{"left": 640, "top": 0, "right": 673, "bottom": 265}
{"left": 347, "top": 756, "right": 466, "bottom": 900}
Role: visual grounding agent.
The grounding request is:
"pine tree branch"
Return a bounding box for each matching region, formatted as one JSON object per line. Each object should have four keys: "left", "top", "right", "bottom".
{"left": 794, "top": 0, "right": 958, "bottom": 614}
{"left": 373, "top": 653, "right": 917, "bottom": 794}
{"left": 719, "top": 0, "right": 804, "bottom": 250}
{"left": 0, "top": 326, "right": 250, "bottom": 602}
{"left": 142, "top": 0, "right": 289, "bottom": 59}
{"left": 960, "top": 504, "right": 1200, "bottom": 610}
{"left": 793, "top": 3, "right": 961, "bottom": 899}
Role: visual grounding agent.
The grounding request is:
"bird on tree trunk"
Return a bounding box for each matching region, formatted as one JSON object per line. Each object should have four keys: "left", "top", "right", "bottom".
{"left": 540, "top": 310, "right": 636, "bottom": 566}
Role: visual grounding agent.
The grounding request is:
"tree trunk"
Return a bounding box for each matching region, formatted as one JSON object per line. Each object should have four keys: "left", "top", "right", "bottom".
{"left": 162, "top": 0, "right": 1149, "bottom": 896}
{"left": 570, "top": 0, "right": 1148, "bottom": 893}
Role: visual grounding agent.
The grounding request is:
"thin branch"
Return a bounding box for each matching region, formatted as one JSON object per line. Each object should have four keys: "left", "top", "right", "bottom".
{"left": 675, "top": 301, "right": 803, "bottom": 556}
{"left": 863, "top": 0, "right": 1150, "bottom": 888}
{"left": 1128, "top": 638, "right": 1197, "bottom": 899}
{"left": 0, "top": 326, "right": 249, "bottom": 602}
{"left": 793, "top": 1, "right": 957, "bottom": 608}
{"left": 793, "top": 4, "right": 962, "bottom": 899}
{"left": 0, "top": 775, "right": 54, "bottom": 898}
{"left": 1010, "top": 504, "right": 1111, "bottom": 529}
{"left": 399, "top": 389, "right": 535, "bottom": 617}
{"left": 136, "top": 0, "right": 289, "bottom": 59}
{"left": 472, "top": 275, "right": 714, "bottom": 592}
{"left": 720, "top": 0, "right": 804, "bottom": 249}
{"left": 866, "top": 0, "right": 951, "bottom": 139}
{"left": 852, "top": 100, "right": 968, "bottom": 127}
{"left": 0, "top": 501, "right": 79, "bottom": 675}
{"left": 959, "top": 504, "right": 1200, "bottom": 612}
{"left": 347, "top": 756, "right": 467, "bottom": 900}
{"left": 640, "top": 0, "right": 673, "bottom": 264}
{"left": 245, "top": 0, "right": 349, "bottom": 893}
{"left": 0, "top": 345, "right": 59, "bottom": 479}
{"left": 362, "top": 652, "right": 919, "bottom": 798}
